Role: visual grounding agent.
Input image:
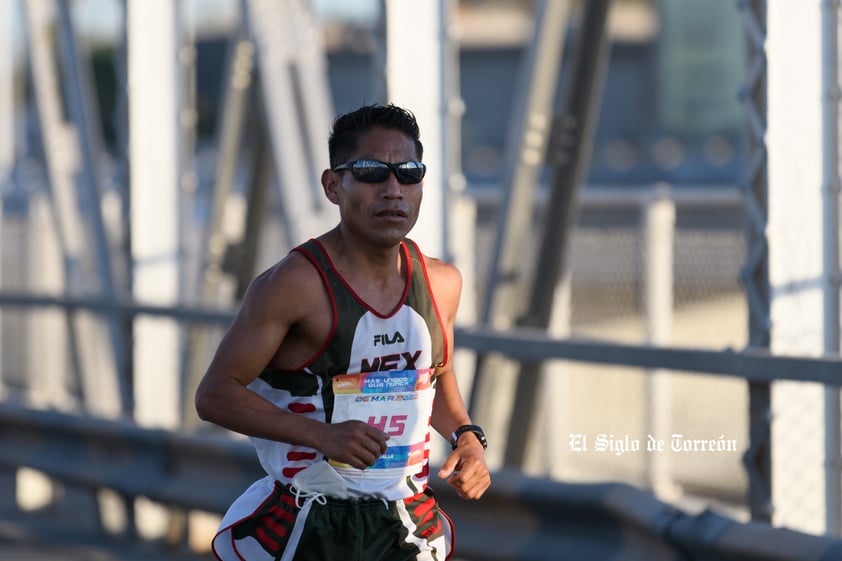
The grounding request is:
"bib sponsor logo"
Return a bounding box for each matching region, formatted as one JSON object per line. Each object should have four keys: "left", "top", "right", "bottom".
{"left": 334, "top": 378, "right": 357, "bottom": 391}
{"left": 354, "top": 394, "right": 418, "bottom": 403}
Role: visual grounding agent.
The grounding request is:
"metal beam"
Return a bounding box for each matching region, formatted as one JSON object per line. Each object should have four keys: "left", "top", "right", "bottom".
{"left": 457, "top": 327, "right": 842, "bottom": 387}
{"left": 0, "top": 0, "right": 13, "bottom": 399}
{"left": 5, "top": 291, "right": 842, "bottom": 387}
{"left": 739, "top": 0, "right": 774, "bottom": 522}
{"left": 23, "top": 0, "right": 123, "bottom": 416}
{"left": 479, "top": 0, "right": 571, "bottom": 328}
{"left": 55, "top": 1, "right": 129, "bottom": 412}
{"left": 821, "top": 0, "right": 842, "bottom": 536}
{"left": 468, "top": 0, "right": 572, "bottom": 466}
{"left": 228, "top": 114, "right": 272, "bottom": 297}
{"left": 183, "top": 32, "right": 255, "bottom": 428}
{"left": 385, "top": 0, "right": 445, "bottom": 257}
{"left": 128, "top": 0, "right": 183, "bottom": 428}
{"left": 1, "top": 402, "right": 842, "bottom": 561}
{"left": 738, "top": 0, "right": 772, "bottom": 524}
{"left": 243, "top": 0, "right": 337, "bottom": 245}
{"left": 504, "top": 0, "right": 614, "bottom": 469}
{"left": 0, "top": 402, "right": 259, "bottom": 514}
{"left": 0, "top": 0, "right": 13, "bottom": 183}
{"left": 0, "top": 292, "right": 235, "bottom": 325}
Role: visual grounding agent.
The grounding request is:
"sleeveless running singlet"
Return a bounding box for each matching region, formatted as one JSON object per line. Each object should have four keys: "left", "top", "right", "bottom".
{"left": 245, "top": 237, "right": 448, "bottom": 500}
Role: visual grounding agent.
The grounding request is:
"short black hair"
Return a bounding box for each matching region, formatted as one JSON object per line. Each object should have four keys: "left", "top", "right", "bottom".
{"left": 328, "top": 103, "right": 424, "bottom": 168}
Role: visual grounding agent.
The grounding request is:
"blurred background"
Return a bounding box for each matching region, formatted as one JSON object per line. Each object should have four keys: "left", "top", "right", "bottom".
{"left": 1, "top": 0, "right": 841, "bottom": 559}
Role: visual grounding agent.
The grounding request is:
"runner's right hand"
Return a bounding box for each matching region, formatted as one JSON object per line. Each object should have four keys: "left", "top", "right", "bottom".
{"left": 318, "top": 420, "right": 389, "bottom": 469}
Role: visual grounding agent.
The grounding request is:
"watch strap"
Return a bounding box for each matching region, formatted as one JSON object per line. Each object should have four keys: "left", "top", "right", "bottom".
{"left": 450, "top": 424, "right": 487, "bottom": 450}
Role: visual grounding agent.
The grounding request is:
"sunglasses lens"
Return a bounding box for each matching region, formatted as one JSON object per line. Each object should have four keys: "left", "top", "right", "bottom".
{"left": 394, "top": 162, "right": 426, "bottom": 184}
{"left": 339, "top": 160, "right": 426, "bottom": 184}
{"left": 351, "top": 161, "right": 391, "bottom": 183}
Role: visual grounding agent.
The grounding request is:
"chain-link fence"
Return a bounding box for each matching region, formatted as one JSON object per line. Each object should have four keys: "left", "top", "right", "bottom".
{"left": 473, "top": 188, "right": 749, "bottom": 513}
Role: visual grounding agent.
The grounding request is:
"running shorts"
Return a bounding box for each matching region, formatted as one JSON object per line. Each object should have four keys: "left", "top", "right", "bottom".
{"left": 212, "top": 480, "right": 455, "bottom": 561}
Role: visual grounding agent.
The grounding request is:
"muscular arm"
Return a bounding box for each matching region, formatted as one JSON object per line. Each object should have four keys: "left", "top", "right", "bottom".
{"left": 194, "top": 254, "right": 388, "bottom": 469}
{"left": 426, "top": 258, "right": 491, "bottom": 500}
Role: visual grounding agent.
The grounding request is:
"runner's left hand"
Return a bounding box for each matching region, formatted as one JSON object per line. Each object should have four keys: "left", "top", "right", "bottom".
{"left": 437, "top": 439, "right": 490, "bottom": 500}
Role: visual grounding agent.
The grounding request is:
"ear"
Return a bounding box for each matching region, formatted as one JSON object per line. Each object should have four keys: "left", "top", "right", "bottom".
{"left": 321, "top": 169, "right": 341, "bottom": 205}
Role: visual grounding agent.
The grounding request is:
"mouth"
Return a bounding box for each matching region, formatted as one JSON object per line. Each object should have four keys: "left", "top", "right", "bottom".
{"left": 374, "top": 208, "right": 408, "bottom": 219}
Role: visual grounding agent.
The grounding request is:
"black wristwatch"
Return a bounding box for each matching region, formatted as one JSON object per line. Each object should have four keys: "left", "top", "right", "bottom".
{"left": 450, "top": 424, "right": 487, "bottom": 450}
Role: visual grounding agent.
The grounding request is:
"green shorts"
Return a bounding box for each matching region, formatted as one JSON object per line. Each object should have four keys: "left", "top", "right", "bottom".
{"left": 214, "top": 481, "right": 454, "bottom": 561}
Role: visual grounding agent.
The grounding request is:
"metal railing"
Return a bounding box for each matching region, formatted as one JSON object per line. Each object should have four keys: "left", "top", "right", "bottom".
{"left": 3, "top": 291, "right": 841, "bottom": 387}
{"left": 2, "top": 322, "right": 842, "bottom": 560}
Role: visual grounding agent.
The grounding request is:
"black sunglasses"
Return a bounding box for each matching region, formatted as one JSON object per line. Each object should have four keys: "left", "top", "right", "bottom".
{"left": 332, "top": 160, "right": 426, "bottom": 185}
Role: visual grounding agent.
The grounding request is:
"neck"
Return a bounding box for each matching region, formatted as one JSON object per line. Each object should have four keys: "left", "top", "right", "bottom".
{"left": 323, "top": 226, "right": 404, "bottom": 279}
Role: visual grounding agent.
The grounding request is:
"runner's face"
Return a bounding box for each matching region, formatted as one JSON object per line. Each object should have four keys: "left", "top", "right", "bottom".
{"left": 324, "top": 127, "right": 423, "bottom": 248}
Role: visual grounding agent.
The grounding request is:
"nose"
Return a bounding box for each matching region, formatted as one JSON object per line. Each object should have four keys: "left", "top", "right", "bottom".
{"left": 381, "top": 173, "right": 403, "bottom": 198}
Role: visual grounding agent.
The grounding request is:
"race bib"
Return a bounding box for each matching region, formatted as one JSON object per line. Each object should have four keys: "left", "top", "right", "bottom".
{"left": 330, "top": 369, "right": 435, "bottom": 471}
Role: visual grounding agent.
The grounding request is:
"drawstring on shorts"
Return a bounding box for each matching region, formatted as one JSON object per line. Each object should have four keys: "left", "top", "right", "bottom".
{"left": 280, "top": 487, "right": 327, "bottom": 561}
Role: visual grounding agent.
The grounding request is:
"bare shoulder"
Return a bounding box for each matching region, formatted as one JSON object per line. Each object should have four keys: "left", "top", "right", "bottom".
{"left": 419, "top": 253, "right": 462, "bottom": 313}
{"left": 421, "top": 253, "right": 462, "bottom": 286}
{"left": 200, "top": 248, "right": 328, "bottom": 386}
{"left": 239, "top": 249, "right": 324, "bottom": 321}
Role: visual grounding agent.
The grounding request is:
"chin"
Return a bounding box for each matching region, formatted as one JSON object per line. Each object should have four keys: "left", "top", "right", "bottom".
{"left": 376, "top": 233, "right": 406, "bottom": 247}
{"left": 370, "top": 229, "right": 409, "bottom": 247}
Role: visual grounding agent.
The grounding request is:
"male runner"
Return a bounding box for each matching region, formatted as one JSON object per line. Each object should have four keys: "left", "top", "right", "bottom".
{"left": 195, "top": 103, "right": 490, "bottom": 560}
